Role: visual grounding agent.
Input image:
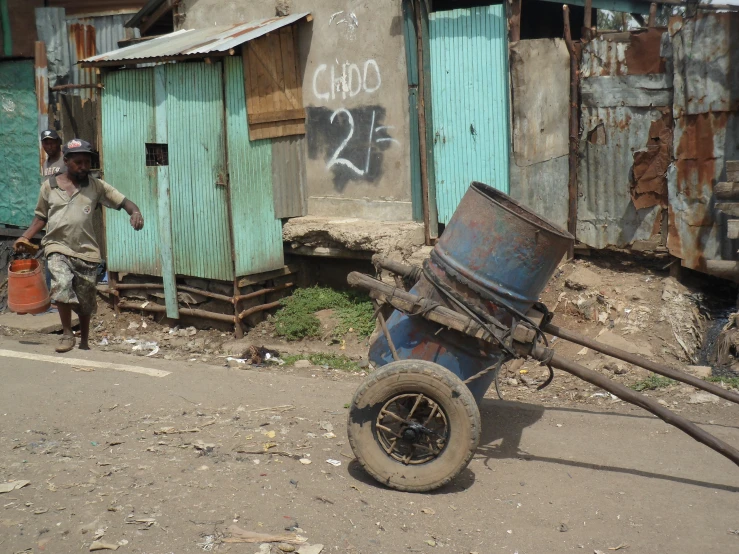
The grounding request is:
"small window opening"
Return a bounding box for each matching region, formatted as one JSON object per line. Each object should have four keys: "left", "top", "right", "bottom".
{"left": 145, "top": 143, "right": 169, "bottom": 166}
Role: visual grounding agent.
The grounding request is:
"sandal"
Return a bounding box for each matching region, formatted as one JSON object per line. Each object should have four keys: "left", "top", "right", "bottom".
{"left": 56, "top": 335, "right": 76, "bottom": 353}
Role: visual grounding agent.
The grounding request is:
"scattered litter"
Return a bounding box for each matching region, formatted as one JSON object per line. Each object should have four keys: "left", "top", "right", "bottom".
{"left": 421, "top": 508, "right": 435, "bottom": 515}
{"left": 319, "top": 421, "right": 334, "bottom": 433}
{"left": 299, "top": 459, "right": 312, "bottom": 465}
{"left": 127, "top": 322, "right": 139, "bottom": 330}
{"left": 326, "top": 459, "right": 341, "bottom": 467}
{"left": 425, "top": 539, "right": 436, "bottom": 546}
{"left": 223, "top": 525, "right": 307, "bottom": 545}
{"left": 558, "top": 523, "right": 569, "bottom": 532}
{"left": 98, "top": 338, "right": 109, "bottom": 346}
{"left": 591, "top": 392, "right": 610, "bottom": 399}
{"left": 194, "top": 441, "right": 216, "bottom": 454}
{"left": 688, "top": 392, "right": 719, "bottom": 404}
{"left": 227, "top": 357, "right": 247, "bottom": 364}
{"left": 519, "top": 369, "right": 528, "bottom": 375}
{"left": 297, "top": 546, "right": 324, "bottom": 554}
{"left": 89, "top": 541, "right": 119, "bottom": 551}
{"left": 577, "top": 347, "right": 588, "bottom": 356}
{"left": 130, "top": 340, "right": 158, "bottom": 355}
{"left": 0, "top": 480, "right": 30, "bottom": 493}
{"left": 263, "top": 430, "right": 276, "bottom": 439}
{"left": 73, "top": 366, "right": 96, "bottom": 372}
{"left": 146, "top": 346, "right": 159, "bottom": 357}
{"left": 608, "top": 545, "right": 629, "bottom": 551}
{"left": 278, "top": 544, "right": 296, "bottom": 552}
{"left": 154, "top": 426, "right": 201, "bottom": 435}
{"left": 196, "top": 534, "right": 216, "bottom": 551}
{"left": 322, "top": 432, "right": 336, "bottom": 439}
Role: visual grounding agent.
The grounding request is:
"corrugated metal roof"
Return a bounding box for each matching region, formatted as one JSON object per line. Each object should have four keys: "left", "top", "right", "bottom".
{"left": 82, "top": 13, "right": 310, "bottom": 64}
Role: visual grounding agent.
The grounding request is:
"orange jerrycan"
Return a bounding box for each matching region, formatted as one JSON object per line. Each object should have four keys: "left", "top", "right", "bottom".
{"left": 8, "top": 259, "right": 51, "bottom": 315}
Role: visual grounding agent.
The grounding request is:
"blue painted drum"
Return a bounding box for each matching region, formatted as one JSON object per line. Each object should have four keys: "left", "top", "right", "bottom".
{"left": 369, "top": 182, "right": 574, "bottom": 403}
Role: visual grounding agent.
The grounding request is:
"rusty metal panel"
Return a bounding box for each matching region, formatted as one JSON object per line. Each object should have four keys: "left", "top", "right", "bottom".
{"left": 581, "top": 74, "right": 672, "bottom": 108}
{"left": 271, "top": 135, "right": 307, "bottom": 218}
{"left": 670, "top": 14, "right": 738, "bottom": 117}
{"left": 510, "top": 38, "right": 569, "bottom": 167}
{"left": 82, "top": 13, "right": 310, "bottom": 64}
{"left": 35, "top": 7, "right": 71, "bottom": 87}
{"left": 581, "top": 28, "right": 667, "bottom": 78}
{"left": 577, "top": 31, "right": 672, "bottom": 250}
{"left": 667, "top": 13, "right": 737, "bottom": 270}
{"left": 0, "top": 60, "right": 39, "bottom": 226}
{"left": 578, "top": 107, "right": 667, "bottom": 249}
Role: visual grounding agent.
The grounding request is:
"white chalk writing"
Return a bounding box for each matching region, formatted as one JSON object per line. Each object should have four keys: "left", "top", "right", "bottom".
{"left": 326, "top": 108, "right": 399, "bottom": 176}
{"left": 312, "top": 60, "right": 382, "bottom": 101}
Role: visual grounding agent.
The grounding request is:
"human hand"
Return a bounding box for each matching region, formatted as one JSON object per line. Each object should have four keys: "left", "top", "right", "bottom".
{"left": 130, "top": 211, "right": 144, "bottom": 231}
{"left": 13, "top": 237, "right": 38, "bottom": 253}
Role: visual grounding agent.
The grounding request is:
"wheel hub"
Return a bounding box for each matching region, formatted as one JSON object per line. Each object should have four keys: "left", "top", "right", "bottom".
{"left": 375, "top": 393, "right": 449, "bottom": 465}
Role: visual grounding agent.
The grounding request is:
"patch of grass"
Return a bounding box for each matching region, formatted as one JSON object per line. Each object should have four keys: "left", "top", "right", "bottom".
{"left": 282, "top": 352, "right": 361, "bottom": 372}
{"left": 273, "top": 287, "right": 375, "bottom": 341}
{"left": 707, "top": 376, "right": 739, "bottom": 390}
{"left": 631, "top": 375, "right": 676, "bottom": 391}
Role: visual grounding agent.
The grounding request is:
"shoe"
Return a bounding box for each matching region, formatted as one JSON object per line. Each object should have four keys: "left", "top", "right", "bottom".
{"left": 56, "top": 335, "right": 76, "bottom": 353}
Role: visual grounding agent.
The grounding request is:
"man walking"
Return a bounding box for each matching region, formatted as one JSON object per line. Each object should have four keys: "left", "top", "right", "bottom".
{"left": 40, "top": 129, "right": 64, "bottom": 177}
{"left": 14, "top": 139, "right": 144, "bottom": 353}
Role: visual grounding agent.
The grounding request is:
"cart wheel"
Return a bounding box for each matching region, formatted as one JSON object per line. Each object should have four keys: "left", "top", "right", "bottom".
{"left": 347, "top": 360, "right": 481, "bottom": 492}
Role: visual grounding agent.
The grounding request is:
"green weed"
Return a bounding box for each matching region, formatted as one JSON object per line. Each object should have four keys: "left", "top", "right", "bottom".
{"left": 282, "top": 352, "right": 361, "bottom": 372}
{"left": 631, "top": 375, "right": 676, "bottom": 391}
{"left": 273, "top": 287, "right": 375, "bottom": 340}
{"left": 706, "top": 376, "right": 739, "bottom": 390}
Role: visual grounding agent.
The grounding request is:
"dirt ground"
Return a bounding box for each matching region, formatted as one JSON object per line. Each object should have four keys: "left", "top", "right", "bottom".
{"left": 1, "top": 254, "right": 738, "bottom": 553}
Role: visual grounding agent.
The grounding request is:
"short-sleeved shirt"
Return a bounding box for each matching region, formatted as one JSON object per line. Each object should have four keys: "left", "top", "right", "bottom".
{"left": 42, "top": 156, "right": 65, "bottom": 177}
{"left": 35, "top": 174, "right": 126, "bottom": 263}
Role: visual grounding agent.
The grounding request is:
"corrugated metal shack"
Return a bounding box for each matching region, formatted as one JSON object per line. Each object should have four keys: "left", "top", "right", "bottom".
{"left": 79, "top": 14, "right": 313, "bottom": 336}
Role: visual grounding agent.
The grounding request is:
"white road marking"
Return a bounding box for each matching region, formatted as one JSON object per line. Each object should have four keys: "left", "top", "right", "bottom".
{"left": 0, "top": 349, "right": 170, "bottom": 378}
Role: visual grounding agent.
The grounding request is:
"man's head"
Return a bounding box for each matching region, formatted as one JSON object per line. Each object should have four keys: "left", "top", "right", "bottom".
{"left": 63, "top": 139, "right": 95, "bottom": 180}
{"left": 40, "top": 129, "right": 61, "bottom": 158}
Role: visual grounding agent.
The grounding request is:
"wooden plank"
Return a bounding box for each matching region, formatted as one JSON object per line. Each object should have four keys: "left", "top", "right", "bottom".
{"left": 249, "top": 120, "right": 305, "bottom": 140}
{"left": 727, "top": 219, "right": 739, "bottom": 240}
{"left": 280, "top": 26, "right": 300, "bottom": 104}
{"left": 727, "top": 160, "right": 739, "bottom": 182}
{"left": 715, "top": 203, "right": 739, "bottom": 217}
{"left": 237, "top": 264, "right": 300, "bottom": 288}
{"left": 244, "top": 44, "right": 262, "bottom": 116}
{"left": 247, "top": 108, "right": 305, "bottom": 124}
{"left": 251, "top": 35, "right": 300, "bottom": 108}
{"left": 715, "top": 181, "right": 739, "bottom": 200}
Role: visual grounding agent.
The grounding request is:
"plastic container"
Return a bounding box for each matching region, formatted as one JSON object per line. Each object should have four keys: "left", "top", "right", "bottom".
{"left": 8, "top": 259, "right": 51, "bottom": 315}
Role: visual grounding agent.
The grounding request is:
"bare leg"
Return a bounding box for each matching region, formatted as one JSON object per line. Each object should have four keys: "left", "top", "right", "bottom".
{"left": 55, "top": 303, "right": 76, "bottom": 353}
{"left": 79, "top": 314, "right": 91, "bottom": 350}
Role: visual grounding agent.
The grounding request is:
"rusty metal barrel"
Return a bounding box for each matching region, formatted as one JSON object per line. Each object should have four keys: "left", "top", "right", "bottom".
{"left": 369, "top": 182, "right": 574, "bottom": 401}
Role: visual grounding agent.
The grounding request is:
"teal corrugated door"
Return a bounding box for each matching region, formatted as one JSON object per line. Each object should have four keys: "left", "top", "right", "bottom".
{"left": 165, "top": 62, "right": 233, "bottom": 281}
{"left": 102, "top": 68, "right": 163, "bottom": 276}
{"left": 0, "top": 60, "right": 39, "bottom": 226}
{"left": 223, "top": 57, "right": 284, "bottom": 277}
{"left": 429, "top": 5, "right": 510, "bottom": 224}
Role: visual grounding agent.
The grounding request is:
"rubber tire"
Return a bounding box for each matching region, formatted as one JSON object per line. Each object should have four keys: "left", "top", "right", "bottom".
{"left": 347, "top": 360, "right": 481, "bottom": 492}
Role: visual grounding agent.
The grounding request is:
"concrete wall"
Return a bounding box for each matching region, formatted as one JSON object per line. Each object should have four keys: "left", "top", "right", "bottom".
{"left": 182, "top": 0, "right": 413, "bottom": 221}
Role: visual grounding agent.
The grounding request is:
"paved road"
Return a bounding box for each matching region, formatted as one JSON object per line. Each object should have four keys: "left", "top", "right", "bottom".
{"left": 0, "top": 335, "right": 737, "bottom": 553}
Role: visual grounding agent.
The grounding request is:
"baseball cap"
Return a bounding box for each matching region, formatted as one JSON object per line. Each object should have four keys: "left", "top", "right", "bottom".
{"left": 40, "top": 129, "right": 61, "bottom": 141}
{"left": 63, "top": 138, "right": 95, "bottom": 156}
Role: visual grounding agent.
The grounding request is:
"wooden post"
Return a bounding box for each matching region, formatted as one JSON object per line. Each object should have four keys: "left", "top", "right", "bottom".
{"left": 34, "top": 42, "right": 49, "bottom": 169}
{"left": 583, "top": 0, "right": 592, "bottom": 41}
{"left": 510, "top": 0, "right": 522, "bottom": 42}
{"left": 108, "top": 271, "right": 120, "bottom": 315}
{"left": 563, "top": 6, "right": 580, "bottom": 259}
{"left": 648, "top": 3, "right": 658, "bottom": 27}
{"left": 415, "top": 0, "right": 432, "bottom": 245}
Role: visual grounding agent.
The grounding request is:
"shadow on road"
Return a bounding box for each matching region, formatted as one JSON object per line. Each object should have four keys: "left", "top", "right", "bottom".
{"left": 476, "top": 398, "right": 739, "bottom": 493}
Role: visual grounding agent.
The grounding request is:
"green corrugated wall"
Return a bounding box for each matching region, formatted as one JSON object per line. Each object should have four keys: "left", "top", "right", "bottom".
{"left": 429, "top": 5, "right": 510, "bottom": 224}
{"left": 102, "top": 68, "right": 163, "bottom": 276}
{"left": 0, "top": 60, "right": 39, "bottom": 227}
{"left": 165, "top": 62, "right": 233, "bottom": 282}
{"left": 224, "top": 57, "right": 284, "bottom": 277}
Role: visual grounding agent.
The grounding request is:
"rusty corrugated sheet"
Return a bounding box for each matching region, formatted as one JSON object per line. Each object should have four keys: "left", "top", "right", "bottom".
{"left": 271, "top": 135, "right": 307, "bottom": 218}
{"left": 667, "top": 13, "right": 736, "bottom": 270}
{"left": 82, "top": 13, "right": 310, "bottom": 64}
{"left": 36, "top": 8, "right": 139, "bottom": 92}
{"left": 577, "top": 30, "right": 672, "bottom": 249}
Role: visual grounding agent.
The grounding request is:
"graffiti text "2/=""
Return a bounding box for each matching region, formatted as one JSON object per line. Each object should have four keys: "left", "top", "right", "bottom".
{"left": 327, "top": 108, "right": 400, "bottom": 177}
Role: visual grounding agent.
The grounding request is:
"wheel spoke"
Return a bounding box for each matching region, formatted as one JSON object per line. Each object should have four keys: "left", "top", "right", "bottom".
{"left": 407, "top": 394, "right": 424, "bottom": 419}
{"left": 380, "top": 409, "right": 411, "bottom": 425}
{"left": 423, "top": 403, "right": 439, "bottom": 426}
{"left": 376, "top": 424, "right": 403, "bottom": 439}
